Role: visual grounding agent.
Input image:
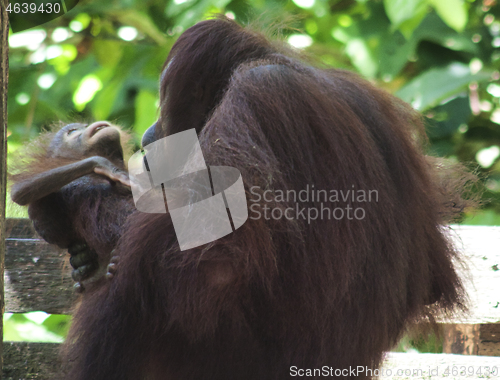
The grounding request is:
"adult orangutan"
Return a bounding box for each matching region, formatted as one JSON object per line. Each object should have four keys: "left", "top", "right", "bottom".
{"left": 61, "top": 16, "right": 476, "bottom": 379}
{"left": 10, "top": 121, "right": 133, "bottom": 291}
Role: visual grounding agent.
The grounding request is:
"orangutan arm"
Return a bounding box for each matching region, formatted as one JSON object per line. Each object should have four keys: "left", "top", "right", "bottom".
{"left": 11, "top": 156, "right": 130, "bottom": 206}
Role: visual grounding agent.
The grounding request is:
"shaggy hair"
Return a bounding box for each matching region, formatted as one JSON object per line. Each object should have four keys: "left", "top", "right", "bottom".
{"left": 61, "top": 17, "right": 477, "bottom": 379}
{"left": 9, "top": 123, "right": 134, "bottom": 283}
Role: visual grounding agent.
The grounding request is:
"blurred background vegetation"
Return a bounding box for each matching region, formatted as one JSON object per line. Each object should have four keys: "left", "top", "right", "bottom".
{"left": 4, "top": 0, "right": 500, "bottom": 350}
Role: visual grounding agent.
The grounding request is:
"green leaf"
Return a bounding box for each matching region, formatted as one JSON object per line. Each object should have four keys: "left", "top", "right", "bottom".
{"left": 345, "top": 39, "right": 378, "bottom": 78}
{"left": 378, "top": 31, "right": 414, "bottom": 77}
{"left": 170, "top": 0, "right": 233, "bottom": 29}
{"left": 3, "top": 314, "right": 64, "bottom": 342}
{"left": 92, "top": 79, "right": 123, "bottom": 120}
{"left": 383, "top": 0, "right": 427, "bottom": 30}
{"left": 396, "top": 63, "right": 491, "bottom": 111}
{"left": 462, "top": 209, "right": 500, "bottom": 226}
{"left": 428, "top": 0, "right": 468, "bottom": 33}
{"left": 42, "top": 314, "right": 71, "bottom": 338}
{"left": 110, "top": 10, "right": 168, "bottom": 46}
{"left": 397, "top": 6, "right": 428, "bottom": 39}
{"left": 134, "top": 90, "right": 159, "bottom": 135}
{"left": 94, "top": 40, "right": 124, "bottom": 69}
{"left": 413, "top": 13, "right": 477, "bottom": 54}
{"left": 425, "top": 96, "right": 471, "bottom": 139}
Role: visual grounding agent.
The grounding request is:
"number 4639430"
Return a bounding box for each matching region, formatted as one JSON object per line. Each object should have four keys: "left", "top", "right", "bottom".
{"left": 6, "top": 3, "right": 62, "bottom": 14}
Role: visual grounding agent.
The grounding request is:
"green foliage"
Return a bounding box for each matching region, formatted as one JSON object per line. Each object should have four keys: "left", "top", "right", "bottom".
{"left": 3, "top": 312, "right": 69, "bottom": 342}
{"left": 393, "top": 329, "right": 444, "bottom": 353}
{"left": 384, "top": 0, "right": 428, "bottom": 37}
{"left": 5, "top": 0, "right": 500, "bottom": 345}
{"left": 396, "top": 63, "right": 491, "bottom": 110}
{"left": 429, "top": 0, "right": 468, "bottom": 33}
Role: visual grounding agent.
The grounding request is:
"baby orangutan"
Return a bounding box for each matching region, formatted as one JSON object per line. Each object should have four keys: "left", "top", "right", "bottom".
{"left": 10, "top": 121, "right": 134, "bottom": 292}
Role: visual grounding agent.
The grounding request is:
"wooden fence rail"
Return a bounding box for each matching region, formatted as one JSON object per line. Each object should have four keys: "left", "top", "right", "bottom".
{"left": 2, "top": 219, "right": 500, "bottom": 379}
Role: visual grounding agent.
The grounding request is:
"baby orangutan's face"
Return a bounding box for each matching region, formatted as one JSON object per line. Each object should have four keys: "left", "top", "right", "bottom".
{"left": 50, "top": 121, "right": 123, "bottom": 161}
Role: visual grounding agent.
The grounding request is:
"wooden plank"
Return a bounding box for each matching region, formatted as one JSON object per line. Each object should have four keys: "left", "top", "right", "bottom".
{"left": 442, "top": 323, "right": 500, "bottom": 356}
{"left": 2, "top": 342, "right": 60, "bottom": 380}
{"left": 4, "top": 239, "right": 75, "bottom": 314}
{"left": 5, "top": 219, "right": 75, "bottom": 313}
{"left": 381, "top": 352, "right": 500, "bottom": 379}
{"left": 478, "top": 323, "right": 500, "bottom": 355}
{"left": 443, "top": 324, "right": 480, "bottom": 355}
{"left": 5, "top": 219, "right": 39, "bottom": 239}
{"left": 480, "top": 323, "right": 500, "bottom": 342}
{"left": 480, "top": 342, "right": 500, "bottom": 356}
{"left": 3, "top": 221, "right": 500, "bottom": 320}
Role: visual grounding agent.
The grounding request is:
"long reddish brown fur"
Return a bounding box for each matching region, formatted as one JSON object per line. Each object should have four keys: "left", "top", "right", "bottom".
{"left": 61, "top": 17, "right": 477, "bottom": 379}
{"left": 10, "top": 122, "right": 134, "bottom": 183}
{"left": 9, "top": 124, "right": 135, "bottom": 282}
